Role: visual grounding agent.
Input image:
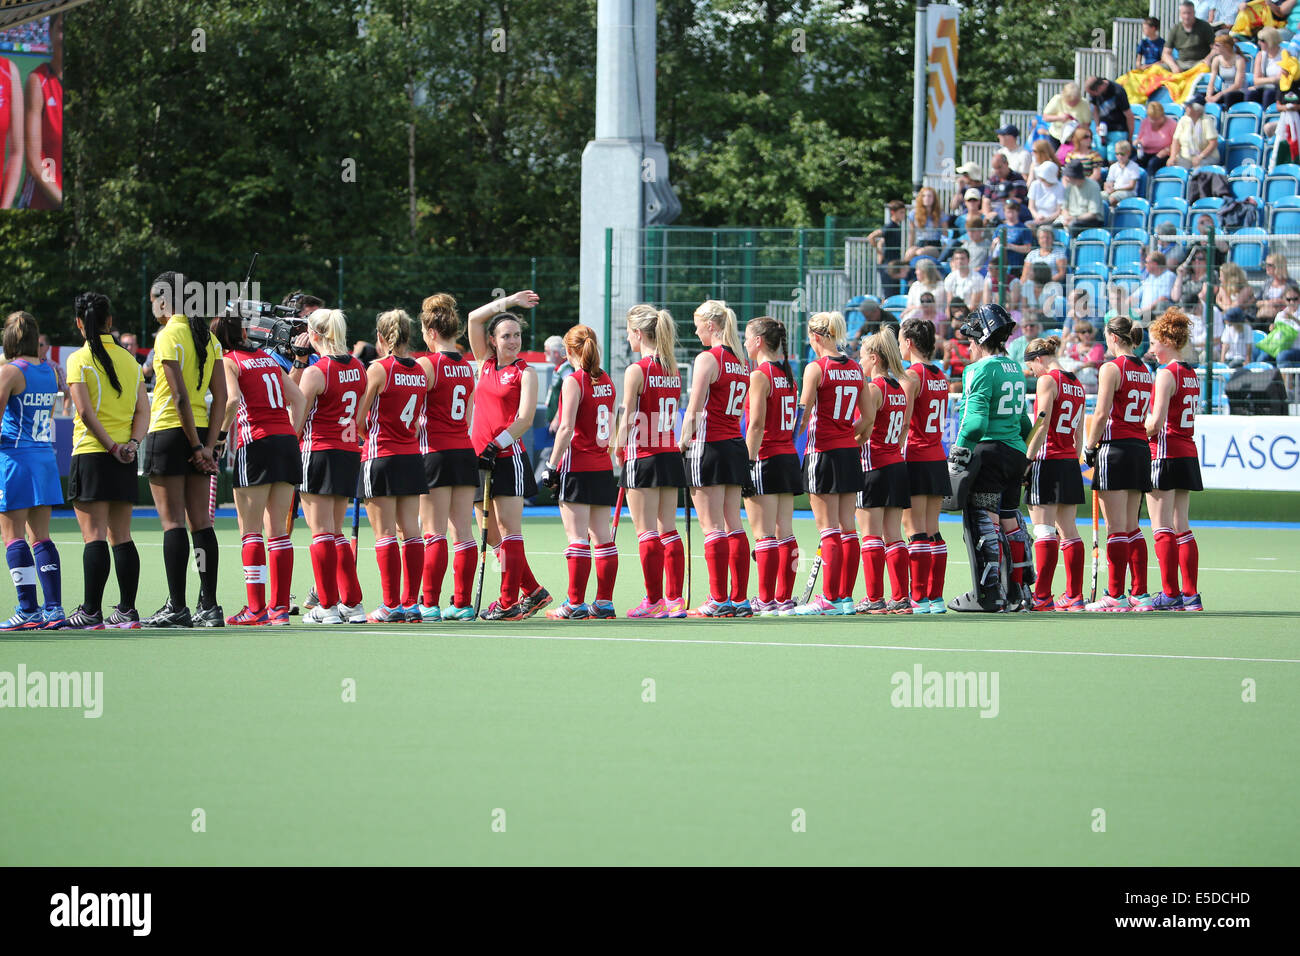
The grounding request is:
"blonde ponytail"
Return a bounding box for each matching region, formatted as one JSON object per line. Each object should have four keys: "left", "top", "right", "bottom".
{"left": 863, "top": 326, "right": 907, "bottom": 379}
{"left": 808, "top": 311, "right": 847, "bottom": 349}
{"left": 627, "top": 303, "right": 677, "bottom": 374}
{"left": 308, "top": 308, "right": 348, "bottom": 355}
{"left": 696, "top": 299, "right": 746, "bottom": 370}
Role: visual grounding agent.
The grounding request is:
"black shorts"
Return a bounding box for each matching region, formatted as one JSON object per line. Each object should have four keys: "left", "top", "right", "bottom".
{"left": 233, "top": 434, "right": 303, "bottom": 488}
{"left": 362, "top": 453, "right": 426, "bottom": 498}
{"left": 752, "top": 453, "right": 804, "bottom": 496}
{"left": 1095, "top": 439, "right": 1152, "bottom": 492}
{"left": 623, "top": 451, "right": 686, "bottom": 490}
{"left": 970, "top": 439, "right": 1028, "bottom": 511}
{"left": 804, "top": 446, "right": 864, "bottom": 496}
{"left": 557, "top": 468, "right": 618, "bottom": 506}
{"left": 68, "top": 453, "right": 138, "bottom": 504}
{"left": 424, "top": 448, "right": 478, "bottom": 489}
{"left": 686, "top": 437, "right": 748, "bottom": 488}
{"left": 1026, "top": 457, "right": 1085, "bottom": 506}
{"left": 1151, "top": 455, "right": 1203, "bottom": 492}
{"left": 906, "top": 458, "right": 950, "bottom": 498}
{"left": 301, "top": 448, "right": 361, "bottom": 497}
{"left": 476, "top": 449, "right": 537, "bottom": 501}
{"left": 142, "top": 426, "right": 205, "bottom": 477}
{"left": 858, "top": 461, "right": 911, "bottom": 509}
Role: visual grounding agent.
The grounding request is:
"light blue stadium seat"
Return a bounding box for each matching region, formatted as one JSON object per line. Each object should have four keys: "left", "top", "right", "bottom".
{"left": 1151, "top": 197, "right": 1189, "bottom": 232}
{"left": 1109, "top": 228, "right": 1148, "bottom": 273}
{"left": 1231, "top": 227, "right": 1268, "bottom": 271}
{"left": 1152, "top": 166, "right": 1189, "bottom": 203}
{"left": 1224, "top": 102, "right": 1263, "bottom": 141}
{"left": 1269, "top": 195, "right": 1300, "bottom": 233}
{"left": 1112, "top": 197, "right": 1150, "bottom": 231}
{"left": 1264, "top": 163, "right": 1300, "bottom": 203}
{"left": 1224, "top": 133, "right": 1264, "bottom": 170}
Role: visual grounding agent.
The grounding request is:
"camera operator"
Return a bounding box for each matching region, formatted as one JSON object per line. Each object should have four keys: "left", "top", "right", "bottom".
{"left": 286, "top": 292, "right": 325, "bottom": 384}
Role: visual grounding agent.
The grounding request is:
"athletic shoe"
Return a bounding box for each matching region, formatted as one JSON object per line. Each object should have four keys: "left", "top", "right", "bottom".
{"left": 856, "top": 599, "right": 889, "bottom": 615}
{"left": 66, "top": 606, "right": 105, "bottom": 630}
{"left": 546, "top": 600, "right": 591, "bottom": 620}
{"left": 688, "top": 599, "right": 734, "bottom": 617}
{"left": 910, "top": 599, "right": 931, "bottom": 614}
{"left": 303, "top": 587, "right": 320, "bottom": 611}
{"left": 753, "top": 599, "right": 777, "bottom": 616}
{"left": 481, "top": 600, "right": 525, "bottom": 622}
{"left": 402, "top": 605, "right": 421, "bottom": 622}
{"left": 367, "top": 606, "right": 407, "bottom": 623}
{"left": 776, "top": 599, "right": 799, "bottom": 616}
{"left": 1181, "top": 592, "right": 1203, "bottom": 611}
{"left": 1128, "top": 592, "right": 1155, "bottom": 613}
{"left": 627, "top": 597, "right": 667, "bottom": 619}
{"left": 41, "top": 606, "right": 69, "bottom": 630}
{"left": 731, "top": 599, "right": 754, "bottom": 618}
{"left": 268, "top": 606, "right": 291, "bottom": 626}
{"left": 339, "top": 602, "right": 367, "bottom": 624}
{"left": 441, "top": 605, "right": 476, "bottom": 621}
{"left": 142, "top": 600, "right": 193, "bottom": 628}
{"left": 304, "top": 605, "right": 344, "bottom": 625}
{"left": 1054, "top": 594, "right": 1085, "bottom": 612}
{"left": 106, "top": 606, "right": 141, "bottom": 629}
{"left": 226, "top": 606, "right": 270, "bottom": 626}
{"left": 928, "top": 598, "right": 947, "bottom": 614}
{"left": 887, "top": 600, "right": 913, "bottom": 615}
{"left": 664, "top": 597, "right": 688, "bottom": 618}
{"left": 1084, "top": 593, "right": 1130, "bottom": 612}
{"left": 0, "top": 608, "right": 45, "bottom": 631}
{"left": 517, "top": 587, "right": 553, "bottom": 620}
{"left": 794, "top": 595, "right": 841, "bottom": 616}
{"left": 836, "top": 598, "right": 856, "bottom": 615}
{"left": 589, "top": 600, "right": 617, "bottom": 619}
{"left": 193, "top": 603, "right": 225, "bottom": 628}
{"left": 418, "top": 604, "right": 442, "bottom": 622}
{"left": 1004, "top": 584, "right": 1028, "bottom": 613}
{"left": 288, "top": 598, "right": 300, "bottom": 616}
{"left": 1151, "top": 592, "right": 1183, "bottom": 611}
{"left": 1031, "top": 595, "right": 1056, "bottom": 612}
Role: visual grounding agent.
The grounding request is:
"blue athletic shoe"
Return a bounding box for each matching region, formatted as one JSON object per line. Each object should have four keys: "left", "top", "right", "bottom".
{"left": 1150, "top": 592, "right": 1183, "bottom": 611}
{"left": 1181, "top": 592, "right": 1203, "bottom": 611}
{"left": 589, "top": 600, "right": 616, "bottom": 619}
{"left": 41, "top": 605, "right": 69, "bottom": 630}
{"left": 730, "top": 599, "right": 754, "bottom": 618}
{"left": 0, "top": 608, "right": 44, "bottom": 631}
{"left": 836, "top": 598, "right": 856, "bottom": 615}
{"left": 418, "top": 604, "right": 441, "bottom": 622}
{"left": 441, "top": 605, "right": 477, "bottom": 621}
{"left": 928, "top": 598, "right": 947, "bottom": 614}
{"left": 402, "top": 605, "right": 421, "bottom": 622}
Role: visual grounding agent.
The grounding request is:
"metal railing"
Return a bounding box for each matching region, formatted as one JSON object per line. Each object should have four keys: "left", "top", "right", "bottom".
{"left": 1113, "top": 18, "right": 1146, "bottom": 73}
{"left": 1075, "top": 46, "right": 1118, "bottom": 85}
{"left": 1038, "top": 78, "right": 1070, "bottom": 114}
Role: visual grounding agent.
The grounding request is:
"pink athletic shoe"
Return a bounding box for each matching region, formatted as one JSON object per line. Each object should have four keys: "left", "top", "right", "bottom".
{"left": 626, "top": 597, "right": 667, "bottom": 619}
{"left": 1084, "top": 593, "right": 1130, "bottom": 612}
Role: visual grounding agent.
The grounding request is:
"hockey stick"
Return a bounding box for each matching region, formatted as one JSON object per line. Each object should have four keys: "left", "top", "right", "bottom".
{"left": 473, "top": 474, "right": 495, "bottom": 618}
{"left": 1090, "top": 482, "right": 1101, "bottom": 604}
{"left": 611, "top": 487, "right": 626, "bottom": 542}
{"left": 683, "top": 485, "right": 692, "bottom": 608}
{"left": 350, "top": 495, "right": 361, "bottom": 559}
{"left": 799, "top": 545, "right": 822, "bottom": 606}
{"left": 1025, "top": 410, "right": 1048, "bottom": 451}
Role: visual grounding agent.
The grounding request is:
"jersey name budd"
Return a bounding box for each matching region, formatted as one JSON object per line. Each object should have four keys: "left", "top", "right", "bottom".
{"left": 49, "top": 886, "right": 150, "bottom": 936}
{"left": 337, "top": 367, "right": 362, "bottom": 383}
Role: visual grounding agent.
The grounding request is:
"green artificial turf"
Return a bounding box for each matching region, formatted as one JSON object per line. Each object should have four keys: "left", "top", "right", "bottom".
{"left": 1, "top": 515, "right": 1297, "bottom": 865}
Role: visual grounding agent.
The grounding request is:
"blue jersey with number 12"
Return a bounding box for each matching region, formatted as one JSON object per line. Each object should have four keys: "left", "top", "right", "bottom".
{"left": 1, "top": 359, "right": 58, "bottom": 449}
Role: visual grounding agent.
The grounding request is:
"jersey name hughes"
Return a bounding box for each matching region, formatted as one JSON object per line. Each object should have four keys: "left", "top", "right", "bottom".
{"left": 392, "top": 373, "right": 426, "bottom": 388}
{"left": 646, "top": 375, "right": 681, "bottom": 389}
{"left": 337, "top": 368, "right": 362, "bottom": 384}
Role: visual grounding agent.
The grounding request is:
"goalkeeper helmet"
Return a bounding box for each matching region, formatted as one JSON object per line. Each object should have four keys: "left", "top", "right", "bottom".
{"left": 959, "top": 304, "right": 1016, "bottom": 348}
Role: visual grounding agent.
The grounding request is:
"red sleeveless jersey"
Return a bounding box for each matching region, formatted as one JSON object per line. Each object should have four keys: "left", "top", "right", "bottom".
{"left": 905, "top": 362, "right": 948, "bottom": 463}
{"left": 228, "top": 349, "right": 294, "bottom": 449}
{"left": 36, "top": 65, "right": 61, "bottom": 192}
{"left": 806, "top": 354, "right": 863, "bottom": 453}
{"left": 697, "top": 345, "right": 747, "bottom": 443}
{"left": 863, "top": 376, "right": 907, "bottom": 470}
{"left": 0, "top": 62, "right": 14, "bottom": 198}
{"left": 560, "top": 367, "right": 616, "bottom": 472}
{"left": 1103, "top": 354, "right": 1155, "bottom": 442}
{"left": 363, "top": 355, "right": 427, "bottom": 460}
{"left": 1150, "top": 361, "right": 1199, "bottom": 460}
{"left": 755, "top": 361, "right": 797, "bottom": 459}
{"left": 301, "top": 354, "right": 365, "bottom": 453}
{"left": 470, "top": 355, "right": 528, "bottom": 457}
{"left": 1039, "top": 368, "right": 1086, "bottom": 460}
{"left": 628, "top": 356, "right": 682, "bottom": 459}
{"left": 419, "top": 350, "right": 475, "bottom": 453}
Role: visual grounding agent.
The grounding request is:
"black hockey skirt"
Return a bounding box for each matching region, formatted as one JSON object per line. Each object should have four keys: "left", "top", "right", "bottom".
{"left": 68, "top": 452, "right": 138, "bottom": 504}
{"left": 1026, "top": 457, "right": 1085, "bottom": 506}
{"left": 804, "top": 446, "right": 864, "bottom": 496}
{"left": 557, "top": 467, "right": 619, "bottom": 506}
{"left": 1150, "top": 455, "right": 1203, "bottom": 492}
{"left": 361, "top": 453, "right": 427, "bottom": 498}
{"left": 686, "top": 437, "right": 748, "bottom": 488}
{"left": 623, "top": 450, "right": 686, "bottom": 490}
{"left": 424, "top": 447, "right": 479, "bottom": 489}
{"left": 752, "top": 453, "right": 804, "bottom": 496}
{"left": 301, "top": 448, "right": 361, "bottom": 498}
{"left": 476, "top": 448, "right": 537, "bottom": 502}
{"left": 858, "top": 461, "right": 911, "bottom": 509}
{"left": 233, "top": 434, "right": 303, "bottom": 488}
{"left": 905, "top": 458, "right": 951, "bottom": 498}
{"left": 1094, "top": 438, "right": 1152, "bottom": 493}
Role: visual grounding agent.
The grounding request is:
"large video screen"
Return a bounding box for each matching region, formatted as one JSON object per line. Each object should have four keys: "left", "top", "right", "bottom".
{"left": 0, "top": 13, "right": 62, "bottom": 210}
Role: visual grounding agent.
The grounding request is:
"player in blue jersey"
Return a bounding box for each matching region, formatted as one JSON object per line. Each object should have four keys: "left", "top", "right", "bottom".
{"left": 0, "top": 311, "right": 66, "bottom": 629}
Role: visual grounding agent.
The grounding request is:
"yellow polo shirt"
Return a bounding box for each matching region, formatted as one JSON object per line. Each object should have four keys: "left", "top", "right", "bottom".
{"left": 148, "top": 315, "right": 222, "bottom": 433}
{"left": 67, "top": 335, "right": 143, "bottom": 454}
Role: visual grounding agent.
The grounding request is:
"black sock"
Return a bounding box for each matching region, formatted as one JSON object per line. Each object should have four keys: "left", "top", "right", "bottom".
{"left": 162, "top": 528, "right": 189, "bottom": 608}
{"left": 112, "top": 541, "right": 140, "bottom": 611}
{"left": 82, "top": 540, "right": 111, "bottom": 616}
{"left": 191, "top": 526, "right": 219, "bottom": 609}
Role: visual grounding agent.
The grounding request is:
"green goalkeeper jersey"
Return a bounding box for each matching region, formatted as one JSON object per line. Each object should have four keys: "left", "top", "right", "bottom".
{"left": 956, "top": 354, "right": 1032, "bottom": 452}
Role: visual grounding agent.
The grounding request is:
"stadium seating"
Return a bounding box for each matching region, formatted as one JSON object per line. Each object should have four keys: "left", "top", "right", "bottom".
{"left": 1268, "top": 195, "right": 1300, "bottom": 233}
{"left": 1264, "top": 164, "right": 1300, "bottom": 203}
{"left": 882, "top": 294, "right": 908, "bottom": 318}
{"left": 1224, "top": 102, "right": 1263, "bottom": 141}
{"left": 1163, "top": 102, "right": 1184, "bottom": 121}
{"left": 1109, "top": 228, "right": 1147, "bottom": 272}
{"left": 1111, "top": 197, "right": 1149, "bottom": 230}
{"left": 1070, "top": 229, "right": 1110, "bottom": 272}
{"left": 1152, "top": 167, "right": 1189, "bottom": 203}
{"left": 1224, "top": 133, "right": 1264, "bottom": 170}
{"left": 1230, "top": 227, "right": 1269, "bottom": 271}
{"left": 1150, "top": 197, "right": 1189, "bottom": 231}
{"left": 1229, "top": 169, "right": 1262, "bottom": 200}
{"left": 1190, "top": 196, "right": 1225, "bottom": 227}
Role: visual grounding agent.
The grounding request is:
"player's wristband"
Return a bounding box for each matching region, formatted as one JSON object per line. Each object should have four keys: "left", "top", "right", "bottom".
{"left": 191, "top": 443, "right": 204, "bottom": 455}
{"left": 218, "top": 431, "right": 228, "bottom": 445}
{"left": 108, "top": 442, "right": 120, "bottom": 456}
{"left": 493, "top": 429, "right": 514, "bottom": 449}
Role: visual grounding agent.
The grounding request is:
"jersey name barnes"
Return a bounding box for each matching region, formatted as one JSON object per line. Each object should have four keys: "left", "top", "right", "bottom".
{"left": 720, "top": 358, "right": 746, "bottom": 378}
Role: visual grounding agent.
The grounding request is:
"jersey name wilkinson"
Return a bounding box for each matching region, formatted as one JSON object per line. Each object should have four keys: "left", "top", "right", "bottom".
{"left": 823, "top": 368, "right": 860, "bottom": 381}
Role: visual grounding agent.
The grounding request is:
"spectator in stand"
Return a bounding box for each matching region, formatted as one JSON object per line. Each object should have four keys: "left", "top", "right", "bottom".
{"left": 867, "top": 199, "right": 909, "bottom": 297}
{"left": 1247, "top": 27, "right": 1286, "bottom": 110}
{"left": 1171, "top": 246, "right": 1209, "bottom": 313}
{"left": 1060, "top": 127, "right": 1106, "bottom": 182}
{"left": 1135, "top": 100, "right": 1175, "bottom": 177}
{"left": 1192, "top": 213, "right": 1230, "bottom": 259}
{"left": 845, "top": 297, "right": 885, "bottom": 342}
{"left": 1028, "top": 157, "right": 1065, "bottom": 226}
{"left": 1026, "top": 139, "right": 1055, "bottom": 187}
{"left": 996, "top": 123, "right": 1032, "bottom": 178}
{"left": 119, "top": 333, "right": 143, "bottom": 364}
{"left": 987, "top": 200, "right": 1033, "bottom": 308}
{"left": 1138, "top": 252, "right": 1177, "bottom": 321}
{"left": 1216, "top": 262, "right": 1258, "bottom": 330}
{"left": 1190, "top": 301, "right": 1226, "bottom": 353}
{"left": 961, "top": 217, "right": 993, "bottom": 274}
{"left": 1064, "top": 288, "right": 1094, "bottom": 335}
{"left": 1253, "top": 282, "right": 1300, "bottom": 362}
{"left": 1058, "top": 160, "right": 1106, "bottom": 234}
{"left": 943, "top": 248, "right": 982, "bottom": 309}
{"left": 900, "top": 291, "right": 944, "bottom": 327}
{"left": 1155, "top": 222, "right": 1187, "bottom": 270}
{"left": 1162, "top": 2, "right": 1216, "bottom": 73}
{"left": 904, "top": 185, "right": 945, "bottom": 261}
{"left": 1020, "top": 226, "right": 1068, "bottom": 307}
{"left": 981, "top": 152, "right": 1027, "bottom": 222}
{"left": 1042, "top": 82, "right": 1092, "bottom": 150}
{"left": 1007, "top": 312, "right": 1044, "bottom": 367}
{"left": 1195, "top": 0, "right": 1241, "bottom": 29}
{"left": 1104, "top": 140, "right": 1143, "bottom": 205}
{"left": 1135, "top": 17, "right": 1165, "bottom": 68}
{"left": 1086, "top": 76, "right": 1135, "bottom": 162}
{"left": 37, "top": 333, "right": 71, "bottom": 415}
{"left": 1205, "top": 34, "right": 1249, "bottom": 108}
{"left": 1169, "top": 94, "right": 1219, "bottom": 170}
{"left": 543, "top": 334, "right": 574, "bottom": 433}
{"left": 1220, "top": 308, "right": 1253, "bottom": 366}
{"left": 948, "top": 163, "right": 984, "bottom": 220}
{"left": 906, "top": 259, "right": 947, "bottom": 316}
{"left": 1256, "top": 253, "right": 1292, "bottom": 320}
{"left": 942, "top": 322, "right": 973, "bottom": 389}
{"left": 956, "top": 187, "right": 983, "bottom": 229}
{"left": 1276, "top": 1, "right": 1300, "bottom": 42}
{"left": 1060, "top": 320, "right": 1106, "bottom": 391}
{"left": 943, "top": 298, "right": 970, "bottom": 341}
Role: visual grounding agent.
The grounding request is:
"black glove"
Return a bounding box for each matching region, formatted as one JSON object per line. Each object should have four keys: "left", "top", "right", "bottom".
{"left": 541, "top": 465, "right": 560, "bottom": 489}
{"left": 948, "top": 445, "right": 972, "bottom": 468}
{"left": 477, "top": 444, "right": 500, "bottom": 472}
{"left": 741, "top": 460, "right": 757, "bottom": 498}
{"left": 1084, "top": 445, "right": 1098, "bottom": 469}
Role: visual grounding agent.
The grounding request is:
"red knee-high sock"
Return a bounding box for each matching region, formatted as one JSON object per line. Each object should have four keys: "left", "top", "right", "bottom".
{"left": 703, "top": 531, "right": 728, "bottom": 602}
{"left": 499, "top": 534, "right": 525, "bottom": 607}
{"left": 839, "top": 531, "right": 860, "bottom": 603}
{"left": 1106, "top": 532, "right": 1130, "bottom": 598}
{"left": 1177, "top": 531, "right": 1199, "bottom": 596}
{"left": 375, "top": 535, "right": 401, "bottom": 608}
{"left": 241, "top": 533, "right": 267, "bottom": 613}
{"left": 422, "top": 534, "right": 448, "bottom": 607}
{"left": 452, "top": 539, "right": 477, "bottom": 608}
{"left": 1008, "top": 536, "right": 1026, "bottom": 586}
{"left": 1061, "top": 537, "right": 1084, "bottom": 599}
{"left": 593, "top": 542, "right": 618, "bottom": 603}
{"left": 309, "top": 534, "right": 340, "bottom": 609}
{"left": 267, "top": 534, "right": 293, "bottom": 610}
{"left": 776, "top": 535, "right": 798, "bottom": 602}
{"left": 1034, "top": 533, "right": 1060, "bottom": 602}
{"left": 755, "top": 536, "right": 779, "bottom": 603}
{"left": 727, "top": 530, "right": 750, "bottom": 602}
{"left": 401, "top": 537, "right": 424, "bottom": 607}
{"left": 565, "top": 541, "right": 592, "bottom": 605}
{"left": 908, "top": 534, "right": 931, "bottom": 604}
{"left": 335, "top": 534, "right": 362, "bottom": 607}
{"left": 660, "top": 532, "right": 684, "bottom": 602}
{"left": 928, "top": 534, "right": 948, "bottom": 600}
{"left": 518, "top": 545, "right": 541, "bottom": 596}
{"left": 1153, "top": 528, "right": 1180, "bottom": 598}
{"left": 638, "top": 531, "right": 665, "bottom": 602}
{"left": 819, "top": 528, "right": 842, "bottom": 601}
{"left": 861, "top": 535, "right": 886, "bottom": 602}
{"left": 885, "top": 540, "right": 910, "bottom": 603}
{"left": 1127, "top": 528, "right": 1148, "bottom": 595}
